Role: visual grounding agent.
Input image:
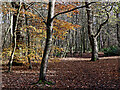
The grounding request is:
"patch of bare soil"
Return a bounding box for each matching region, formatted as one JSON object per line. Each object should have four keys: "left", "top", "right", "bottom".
{"left": 2, "top": 56, "right": 120, "bottom": 89}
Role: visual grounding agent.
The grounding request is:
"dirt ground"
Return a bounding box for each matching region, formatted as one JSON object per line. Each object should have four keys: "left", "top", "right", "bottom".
{"left": 2, "top": 53, "right": 120, "bottom": 89}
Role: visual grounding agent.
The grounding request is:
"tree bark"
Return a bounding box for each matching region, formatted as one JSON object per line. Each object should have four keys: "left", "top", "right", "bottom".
{"left": 39, "top": 0, "right": 55, "bottom": 81}
{"left": 116, "top": 11, "right": 120, "bottom": 47}
{"left": 8, "top": 2, "right": 21, "bottom": 72}
{"left": 85, "top": 2, "right": 98, "bottom": 61}
{"left": 24, "top": 3, "right": 32, "bottom": 69}
{"left": 91, "top": 36, "right": 99, "bottom": 61}
{"left": 85, "top": 2, "right": 109, "bottom": 61}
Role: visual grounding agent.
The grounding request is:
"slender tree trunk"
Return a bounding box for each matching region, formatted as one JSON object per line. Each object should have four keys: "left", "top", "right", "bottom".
{"left": 8, "top": 16, "right": 17, "bottom": 71}
{"left": 2, "top": 24, "right": 11, "bottom": 48}
{"left": 26, "top": 19, "right": 32, "bottom": 69}
{"left": 80, "top": 27, "right": 83, "bottom": 56}
{"left": 100, "top": 33, "right": 103, "bottom": 49}
{"left": 10, "top": 15, "right": 13, "bottom": 44}
{"left": 116, "top": 12, "right": 120, "bottom": 47}
{"left": 83, "top": 28, "right": 86, "bottom": 53}
{"left": 106, "top": 23, "right": 110, "bottom": 47}
{"left": 75, "top": 14, "right": 78, "bottom": 53}
{"left": 8, "top": 2, "right": 21, "bottom": 72}
{"left": 24, "top": 3, "right": 32, "bottom": 69}
{"left": 39, "top": 0, "right": 55, "bottom": 81}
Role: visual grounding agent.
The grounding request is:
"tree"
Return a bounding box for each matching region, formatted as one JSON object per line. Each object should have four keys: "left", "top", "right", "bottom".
{"left": 116, "top": 3, "right": 120, "bottom": 47}
{"left": 6, "top": 2, "right": 36, "bottom": 71}
{"left": 85, "top": 2, "right": 109, "bottom": 61}
{"left": 38, "top": 0, "right": 56, "bottom": 82}
{"left": 23, "top": 3, "right": 32, "bottom": 69}
{"left": 8, "top": 2, "right": 22, "bottom": 72}
{"left": 27, "top": 1, "right": 95, "bottom": 85}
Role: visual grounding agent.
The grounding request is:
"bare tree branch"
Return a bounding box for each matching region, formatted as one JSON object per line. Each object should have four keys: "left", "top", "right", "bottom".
{"left": 25, "top": 2, "right": 47, "bottom": 26}
{"left": 50, "top": 2, "right": 95, "bottom": 22}
{"left": 95, "top": 12, "right": 109, "bottom": 37}
{"left": 103, "top": 4, "right": 113, "bottom": 12}
{"left": 26, "top": 2, "right": 35, "bottom": 10}
{"left": 25, "top": 2, "right": 95, "bottom": 26}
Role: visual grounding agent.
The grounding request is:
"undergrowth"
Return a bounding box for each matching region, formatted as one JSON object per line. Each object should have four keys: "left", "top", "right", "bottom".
{"left": 101, "top": 46, "right": 120, "bottom": 56}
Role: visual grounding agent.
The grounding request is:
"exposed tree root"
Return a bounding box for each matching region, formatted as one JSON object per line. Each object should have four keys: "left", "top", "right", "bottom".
{"left": 90, "top": 58, "right": 99, "bottom": 61}
{"left": 30, "top": 80, "right": 55, "bottom": 88}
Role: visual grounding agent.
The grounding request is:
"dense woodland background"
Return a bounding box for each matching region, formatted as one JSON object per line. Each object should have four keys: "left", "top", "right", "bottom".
{"left": 1, "top": 1, "right": 120, "bottom": 88}
{"left": 2, "top": 2, "right": 120, "bottom": 62}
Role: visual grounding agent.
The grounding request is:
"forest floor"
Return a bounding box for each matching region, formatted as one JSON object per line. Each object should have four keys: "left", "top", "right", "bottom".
{"left": 2, "top": 52, "right": 120, "bottom": 89}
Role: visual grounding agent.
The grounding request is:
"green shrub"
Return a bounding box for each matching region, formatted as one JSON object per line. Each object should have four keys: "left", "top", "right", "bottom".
{"left": 101, "top": 46, "right": 120, "bottom": 56}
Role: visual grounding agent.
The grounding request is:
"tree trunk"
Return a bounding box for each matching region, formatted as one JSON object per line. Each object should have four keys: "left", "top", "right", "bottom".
{"left": 85, "top": 2, "right": 109, "bottom": 61}
{"left": 8, "top": 15, "right": 17, "bottom": 71}
{"left": 85, "top": 2, "right": 99, "bottom": 61}
{"left": 39, "top": 0, "right": 55, "bottom": 81}
{"left": 24, "top": 3, "right": 32, "bottom": 69}
{"left": 83, "top": 27, "right": 86, "bottom": 53}
{"left": 8, "top": 2, "right": 21, "bottom": 72}
{"left": 116, "top": 12, "right": 120, "bottom": 47}
{"left": 91, "top": 36, "right": 99, "bottom": 61}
